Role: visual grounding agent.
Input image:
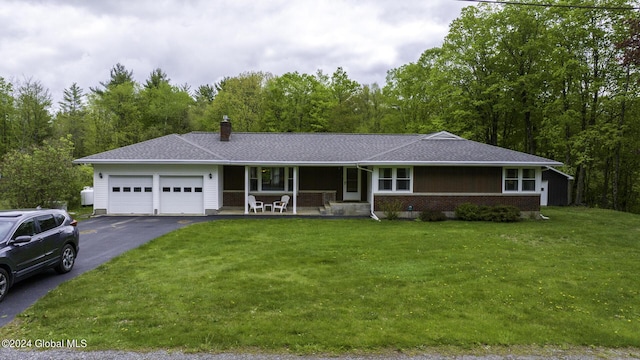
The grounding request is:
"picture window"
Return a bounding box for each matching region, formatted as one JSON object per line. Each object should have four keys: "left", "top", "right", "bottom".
{"left": 249, "top": 167, "right": 293, "bottom": 192}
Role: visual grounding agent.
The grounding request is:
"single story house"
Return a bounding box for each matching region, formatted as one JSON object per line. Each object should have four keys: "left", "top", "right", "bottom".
{"left": 74, "top": 120, "right": 564, "bottom": 217}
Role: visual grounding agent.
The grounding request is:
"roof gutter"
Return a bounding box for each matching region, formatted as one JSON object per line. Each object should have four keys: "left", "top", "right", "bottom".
{"left": 72, "top": 159, "right": 229, "bottom": 165}
{"left": 357, "top": 160, "right": 563, "bottom": 167}
{"left": 74, "top": 159, "right": 563, "bottom": 167}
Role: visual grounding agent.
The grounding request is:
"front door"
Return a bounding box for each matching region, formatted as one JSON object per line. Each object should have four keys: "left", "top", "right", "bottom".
{"left": 343, "top": 167, "right": 361, "bottom": 201}
{"left": 540, "top": 180, "right": 548, "bottom": 206}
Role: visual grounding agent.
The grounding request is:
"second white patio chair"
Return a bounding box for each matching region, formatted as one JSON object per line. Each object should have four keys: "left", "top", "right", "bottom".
{"left": 273, "top": 195, "right": 290, "bottom": 213}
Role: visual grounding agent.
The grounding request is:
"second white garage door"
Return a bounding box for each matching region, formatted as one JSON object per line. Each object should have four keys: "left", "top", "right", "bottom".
{"left": 159, "top": 176, "right": 204, "bottom": 214}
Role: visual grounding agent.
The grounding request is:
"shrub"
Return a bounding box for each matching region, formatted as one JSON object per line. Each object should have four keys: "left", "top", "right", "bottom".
{"left": 419, "top": 210, "right": 447, "bottom": 222}
{"left": 380, "top": 199, "right": 403, "bottom": 220}
{"left": 484, "top": 205, "right": 521, "bottom": 222}
{"left": 454, "top": 203, "right": 521, "bottom": 222}
{"left": 454, "top": 203, "right": 481, "bottom": 221}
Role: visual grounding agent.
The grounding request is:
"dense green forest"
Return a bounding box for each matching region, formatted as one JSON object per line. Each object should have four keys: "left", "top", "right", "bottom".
{"left": 1, "top": 1, "right": 640, "bottom": 213}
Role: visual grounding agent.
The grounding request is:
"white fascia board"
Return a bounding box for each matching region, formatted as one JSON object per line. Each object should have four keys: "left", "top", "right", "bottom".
{"left": 358, "top": 160, "right": 564, "bottom": 167}
{"left": 73, "top": 159, "right": 564, "bottom": 167}
{"left": 72, "top": 159, "right": 228, "bottom": 165}
{"left": 228, "top": 161, "right": 359, "bottom": 167}
{"left": 74, "top": 159, "right": 360, "bottom": 167}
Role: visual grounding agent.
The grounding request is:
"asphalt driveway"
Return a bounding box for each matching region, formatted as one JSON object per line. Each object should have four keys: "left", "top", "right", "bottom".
{"left": 0, "top": 216, "right": 212, "bottom": 327}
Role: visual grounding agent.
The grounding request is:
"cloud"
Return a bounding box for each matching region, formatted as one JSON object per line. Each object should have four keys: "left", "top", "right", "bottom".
{"left": 0, "top": 0, "right": 469, "bottom": 105}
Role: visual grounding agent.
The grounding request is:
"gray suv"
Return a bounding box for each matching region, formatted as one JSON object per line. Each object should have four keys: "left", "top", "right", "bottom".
{"left": 0, "top": 209, "right": 80, "bottom": 302}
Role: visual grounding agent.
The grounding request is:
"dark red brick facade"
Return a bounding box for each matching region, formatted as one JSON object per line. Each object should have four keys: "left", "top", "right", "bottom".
{"left": 223, "top": 191, "right": 336, "bottom": 207}
{"left": 374, "top": 194, "right": 540, "bottom": 212}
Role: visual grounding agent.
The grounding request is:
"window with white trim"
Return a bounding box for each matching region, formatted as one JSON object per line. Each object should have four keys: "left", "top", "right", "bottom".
{"left": 250, "top": 167, "right": 293, "bottom": 192}
{"left": 522, "top": 169, "right": 536, "bottom": 191}
{"left": 378, "top": 168, "right": 393, "bottom": 190}
{"left": 377, "top": 167, "right": 412, "bottom": 192}
{"left": 503, "top": 168, "right": 538, "bottom": 192}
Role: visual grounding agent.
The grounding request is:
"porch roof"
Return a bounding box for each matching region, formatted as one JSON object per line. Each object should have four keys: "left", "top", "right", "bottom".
{"left": 74, "top": 131, "right": 562, "bottom": 166}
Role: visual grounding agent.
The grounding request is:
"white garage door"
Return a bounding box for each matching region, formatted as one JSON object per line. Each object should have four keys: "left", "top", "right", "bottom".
{"left": 109, "top": 176, "right": 153, "bottom": 214}
{"left": 160, "top": 176, "right": 204, "bottom": 214}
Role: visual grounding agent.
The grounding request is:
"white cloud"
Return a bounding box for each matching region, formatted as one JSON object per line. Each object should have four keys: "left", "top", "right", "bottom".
{"left": 0, "top": 0, "right": 470, "bottom": 105}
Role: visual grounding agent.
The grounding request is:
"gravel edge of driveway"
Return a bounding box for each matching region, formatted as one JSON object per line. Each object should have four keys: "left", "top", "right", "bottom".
{"left": 0, "top": 347, "right": 639, "bottom": 360}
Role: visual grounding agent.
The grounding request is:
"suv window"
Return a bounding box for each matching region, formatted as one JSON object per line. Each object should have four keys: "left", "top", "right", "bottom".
{"left": 0, "top": 221, "right": 14, "bottom": 239}
{"left": 36, "top": 215, "right": 58, "bottom": 233}
{"left": 13, "top": 220, "right": 36, "bottom": 239}
{"left": 54, "top": 213, "right": 66, "bottom": 226}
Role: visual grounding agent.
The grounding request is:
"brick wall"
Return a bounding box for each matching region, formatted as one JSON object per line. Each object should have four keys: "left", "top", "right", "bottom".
{"left": 223, "top": 191, "right": 336, "bottom": 207}
{"left": 374, "top": 194, "right": 540, "bottom": 212}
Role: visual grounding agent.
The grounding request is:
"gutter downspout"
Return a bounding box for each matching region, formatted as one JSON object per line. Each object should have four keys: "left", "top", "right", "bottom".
{"left": 357, "top": 164, "right": 379, "bottom": 221}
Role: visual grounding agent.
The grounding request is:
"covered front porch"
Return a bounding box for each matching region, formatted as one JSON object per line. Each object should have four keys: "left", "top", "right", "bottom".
{"left": 221, "top": 165, "right": 371, "bottom": 215}
{"left": 216, "top": 201, "right": 371, "bottom": 216}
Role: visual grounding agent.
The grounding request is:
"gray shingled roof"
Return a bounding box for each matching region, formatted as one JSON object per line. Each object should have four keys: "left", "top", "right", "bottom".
{"left": 362, "top": 137, "right": 558, "bottom": 165}
{"left": 76, "top": 134, "right": 223, "bottom": 162}
{"left": 74, "top": 131, "right": 562, "bottom": 166}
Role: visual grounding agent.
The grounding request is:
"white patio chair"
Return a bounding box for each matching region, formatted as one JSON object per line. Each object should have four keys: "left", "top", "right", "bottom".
{"left": 273, "top": 195, "right": 290, "bottom": 213}
{"left": 248, "top": 195, "right": 264, "bottom": 213}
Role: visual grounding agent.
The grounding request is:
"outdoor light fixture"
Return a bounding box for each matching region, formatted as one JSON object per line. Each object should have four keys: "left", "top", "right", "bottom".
{"left": 209, "top": 173, "right": 212, "bottom": 179}
{"left": 99, "top": 172, "right": 103, "bottom": 179}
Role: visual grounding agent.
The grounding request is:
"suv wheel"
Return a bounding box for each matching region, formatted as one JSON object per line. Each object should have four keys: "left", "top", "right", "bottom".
{"left": 0, "top": 268, "right": 9, "bottom": 302}
{"left": 55, "top": 244, "right": 76, "bottom": 274}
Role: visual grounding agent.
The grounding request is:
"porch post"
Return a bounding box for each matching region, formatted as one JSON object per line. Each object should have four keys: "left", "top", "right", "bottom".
{"left": 244, "top": 166, "right": 249, "bottom": 214}
{"left": 293, "top": 166, "right": 298, "bottom": 214}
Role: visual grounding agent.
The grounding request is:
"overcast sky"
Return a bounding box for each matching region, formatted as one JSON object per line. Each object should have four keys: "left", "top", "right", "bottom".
{"left": 1, "top": 0, "right": 473, "bottom": 105}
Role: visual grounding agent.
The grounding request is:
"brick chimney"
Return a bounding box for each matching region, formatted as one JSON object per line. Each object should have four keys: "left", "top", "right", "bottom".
{"left": 220, "top": 115, "right": 231, "bottom": 141}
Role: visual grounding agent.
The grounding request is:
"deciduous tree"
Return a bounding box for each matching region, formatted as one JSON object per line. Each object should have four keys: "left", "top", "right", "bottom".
{"left": 0, "top": 136, "right": 83, "bottom": 208}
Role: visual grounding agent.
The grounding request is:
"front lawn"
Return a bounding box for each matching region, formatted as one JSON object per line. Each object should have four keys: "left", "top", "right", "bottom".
{"left": 2, "top": 207, "right": 639, "bottom": 354}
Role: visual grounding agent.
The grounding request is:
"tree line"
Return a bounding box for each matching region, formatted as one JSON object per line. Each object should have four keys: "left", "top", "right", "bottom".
{"left": 1, "top": 0, "right": 639, "bottom": 213}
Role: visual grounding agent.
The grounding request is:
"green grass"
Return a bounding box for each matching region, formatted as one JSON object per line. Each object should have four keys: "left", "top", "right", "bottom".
{"left": 2, "top": 207, "right": 639, "bottom": 354}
